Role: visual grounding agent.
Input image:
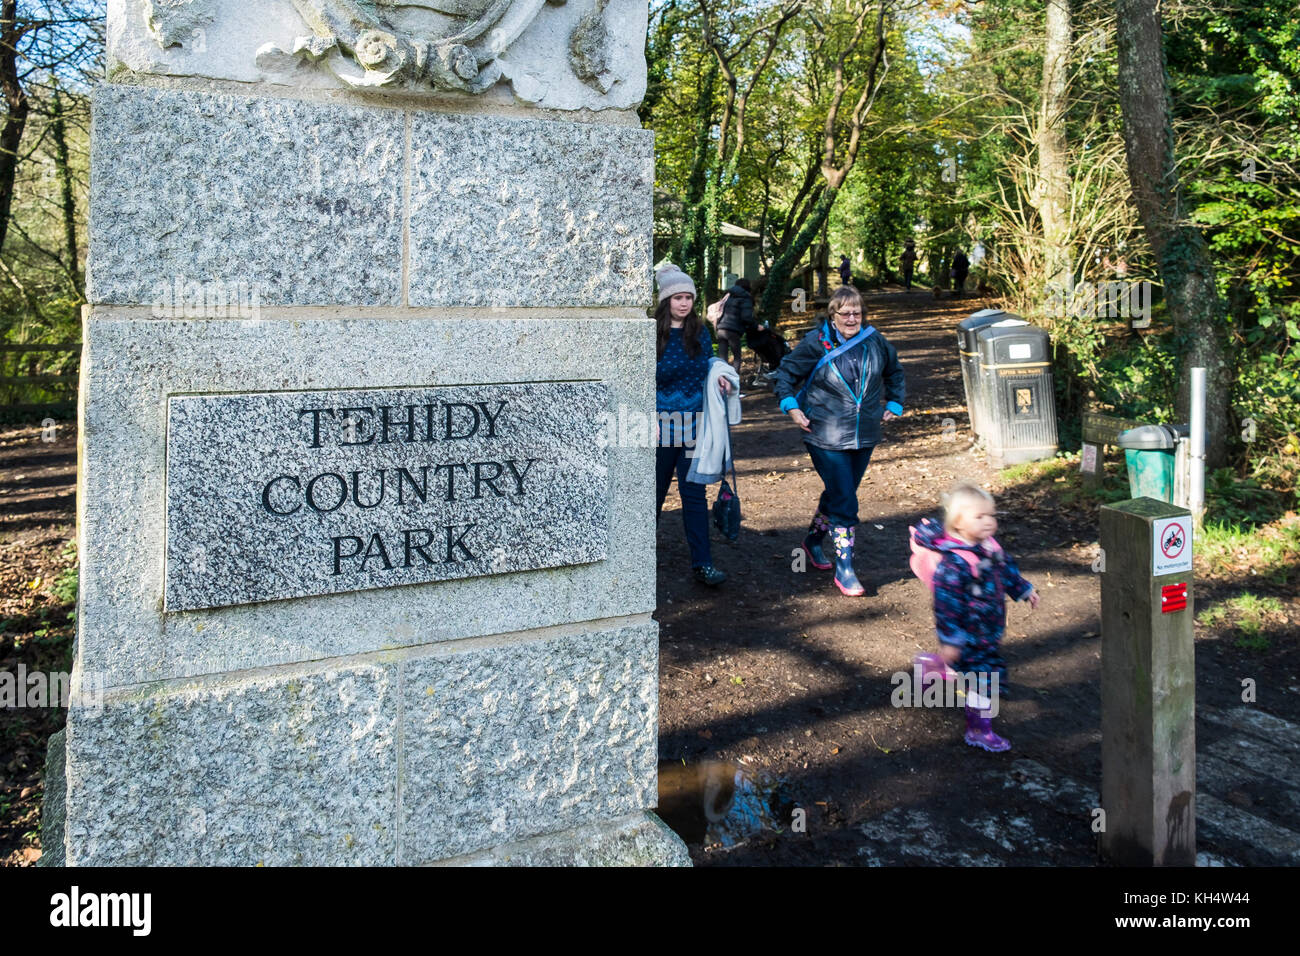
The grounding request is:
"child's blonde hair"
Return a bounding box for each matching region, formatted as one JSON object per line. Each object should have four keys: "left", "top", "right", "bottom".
{"left": 941, "top": 480, "right": 995, "bottom": 533}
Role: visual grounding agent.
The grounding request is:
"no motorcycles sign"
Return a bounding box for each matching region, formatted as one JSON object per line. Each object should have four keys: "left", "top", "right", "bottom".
{"left": 1152, "top": 516, "right": 1193, "bottom": 576}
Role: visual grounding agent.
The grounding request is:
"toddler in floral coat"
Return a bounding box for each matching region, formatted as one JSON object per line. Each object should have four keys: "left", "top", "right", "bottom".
{"left": 911, "top": 481, "right": 1038, "bottom": 751}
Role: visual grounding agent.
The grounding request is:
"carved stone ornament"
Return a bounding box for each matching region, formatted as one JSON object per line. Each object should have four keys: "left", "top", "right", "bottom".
{"left": 279, "top": 0, "right": 575, "bottom": 92}
{"left": 143, "top": 0, "right": 618, "bottom": 95}
{"left": 568, "top": 0, "right": 614, "bottom": 92}
{"left": 143, "top": 0, "right": 215, "bottom": 48}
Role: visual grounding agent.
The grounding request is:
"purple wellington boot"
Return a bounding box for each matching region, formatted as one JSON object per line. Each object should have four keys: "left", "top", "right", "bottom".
{"left": 964, "top": 705, "right": 1011, "bottom": 752}
{"left": 914, "top": 653, "right": 958, "bottom": 686}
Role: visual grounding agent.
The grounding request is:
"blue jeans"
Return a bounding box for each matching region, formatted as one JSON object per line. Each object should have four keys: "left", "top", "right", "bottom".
{"left": 656, "top": 444, "right": 712, "bottom": 568}
{"left": 805, "top": 443, "right": 875, "bottom": 529}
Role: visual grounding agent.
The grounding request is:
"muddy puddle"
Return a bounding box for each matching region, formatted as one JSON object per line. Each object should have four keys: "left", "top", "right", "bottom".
{"left": 657, "top": 760, "right": 788, "bottom": 847}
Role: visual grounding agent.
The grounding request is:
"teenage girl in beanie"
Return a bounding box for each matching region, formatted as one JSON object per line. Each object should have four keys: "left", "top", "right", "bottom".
{"left": 655, "top": 263, "right": 731, "bottom": 586}
{"left": 772, "top": 285, "right": 905, "bottom": 596}
{"left": 913, "top": 481, "right": 1039, "bottom": 751}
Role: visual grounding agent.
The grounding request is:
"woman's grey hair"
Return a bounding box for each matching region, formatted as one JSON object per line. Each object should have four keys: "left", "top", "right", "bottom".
{"left": 828, "top": 285, "right": 862, "bottom": 316}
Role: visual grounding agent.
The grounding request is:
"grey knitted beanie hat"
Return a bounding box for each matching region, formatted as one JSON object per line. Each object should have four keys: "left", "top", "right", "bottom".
{"left": 655, "top": 263, "right": 697, "bottom": 304}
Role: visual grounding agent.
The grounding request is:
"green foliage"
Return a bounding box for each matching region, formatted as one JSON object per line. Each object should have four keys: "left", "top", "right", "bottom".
{"left": 51, "top": 564, "right": 78, "bottom": 609}
{"left": 2, "top": 79, "right": 90, "bottom": 405}
{"left": 1205, "top": 468, "right": 1291, "bottom": 527}
{"left": 1163, "top": 1, "right": 1300, "bottom": 484}
{"left": 1196, "top": 593, "right": 1286, "bottom": 651}
{"left": 1092, "top": 327, "right": 1181, "bottom": 424}
{"left": 646, "top": 0, "right": 1298, "bottom": 496}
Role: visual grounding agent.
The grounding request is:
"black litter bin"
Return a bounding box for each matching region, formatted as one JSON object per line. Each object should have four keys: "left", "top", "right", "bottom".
{"left": 957, "top": 310, "right": 1025, "bottom": 441}
{"left": 975, "top": 322, "right": 1058, "bottom": 467}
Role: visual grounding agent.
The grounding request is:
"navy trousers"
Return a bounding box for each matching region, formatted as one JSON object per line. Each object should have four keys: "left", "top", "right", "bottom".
{"left": 656, "top": 444, "right": 712, "bottom": 568}
{"left": 716, "top": 329, "right": 744, "bottom": 368}
{"left": 806, "top": 443, "right": 875, "bottom": 529}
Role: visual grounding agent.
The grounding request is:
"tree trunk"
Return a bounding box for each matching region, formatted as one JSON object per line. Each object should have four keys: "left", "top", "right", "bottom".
{"left": 0, "top": 0, "right": 31, "bottom": 259}
{"left": 816, "top": 219, "right": 829, "bottom": 296}
{"left": 758, "top": 188, "right": 837, "bottom": 324}
{"left": 672, "top": 56, "right": 718, "bottom": 284}
{"left": 1035, "top": 0, "right": 1072, "bottom": 293}
{"left": 755, "top": 0, "right": 890, "bottom": 324}
{"left": 1116, "top": 0, "right": 1231, "bottom": 467}
{"left": 704, "top": 175, "right": 721, "bottom": 299}
{"left": 49, "top": 88, "right": 84, "bottom": 300}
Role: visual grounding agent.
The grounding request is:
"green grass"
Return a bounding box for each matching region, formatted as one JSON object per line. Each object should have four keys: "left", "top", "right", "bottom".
{"left": 1198, "top": 516, "right": 1300, "bottom": 584}
{"left": 999, "top": 453, "right": 1300, "bottom": 585}
{"left": 997, "top": 451, "right": 1130, "bottom": 507}
{"left": 1197, "top": 593, "right": 1287, "bottom": 651}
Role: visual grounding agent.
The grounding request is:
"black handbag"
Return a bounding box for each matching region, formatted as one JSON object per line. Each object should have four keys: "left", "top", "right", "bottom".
{"left": 712, "top": 422, "right": 741, "bottom": 541}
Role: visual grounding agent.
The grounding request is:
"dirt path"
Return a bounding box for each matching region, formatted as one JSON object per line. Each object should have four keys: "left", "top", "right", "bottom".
{"left": 0, "top": 292, "right": 1297, "bottom": 867}
{"left": 655, "top": 288, "right": 1300, "bottom": 866}
{"left": 0, "top": 421, "right": 77, "bottom": 866}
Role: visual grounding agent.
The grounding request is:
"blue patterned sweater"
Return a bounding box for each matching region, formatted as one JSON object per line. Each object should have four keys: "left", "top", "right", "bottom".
{"left": 656, "top": 325, "right": 713, "bottom": 446}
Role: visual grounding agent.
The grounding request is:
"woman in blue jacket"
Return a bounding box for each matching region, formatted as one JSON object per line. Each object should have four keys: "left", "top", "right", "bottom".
{"left": 772, "top": 286, "right": 906, "bottom": 596}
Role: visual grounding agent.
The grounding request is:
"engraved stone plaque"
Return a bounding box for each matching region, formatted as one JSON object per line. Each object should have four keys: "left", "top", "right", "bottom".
{"left": 165, "top": 381, "right": 609, "bottom": 610}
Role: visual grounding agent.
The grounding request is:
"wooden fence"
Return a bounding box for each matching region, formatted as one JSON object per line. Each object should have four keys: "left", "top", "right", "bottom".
{"left": 0, "top": 343, "right": 80, "bottom": 419}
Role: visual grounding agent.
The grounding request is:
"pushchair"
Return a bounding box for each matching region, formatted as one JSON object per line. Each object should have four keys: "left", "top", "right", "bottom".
{"left": 744, "top": 326, "right": 791, "bottom": 385}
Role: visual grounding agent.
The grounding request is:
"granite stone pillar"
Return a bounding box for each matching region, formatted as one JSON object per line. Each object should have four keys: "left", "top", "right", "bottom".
{"left": 49, "top": 0, "right": 688, "bottom": 866}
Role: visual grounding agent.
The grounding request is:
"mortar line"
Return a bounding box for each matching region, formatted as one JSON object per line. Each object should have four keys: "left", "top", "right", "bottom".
{"left": 424, "top": 812, "right": 650, "bottom": 866}
{"left": 396, "top": 657, "right": 404, "bottom": 867}
{"left": 402, "top": 110, "right": 412, "bottom": 308}
{"left": 91, "top": 612, "right": 657, "bottom": 700}
{"left": 81, "top": 305, "right": 653, "bottom": 321}
{"left": 98, "top": 72, "right": 645, "bottom": 128}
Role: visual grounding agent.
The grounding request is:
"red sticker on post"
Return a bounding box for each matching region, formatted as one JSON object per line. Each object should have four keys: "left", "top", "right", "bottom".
{"left": 1161, "top": 582, "right": 1188, "bottom": 613}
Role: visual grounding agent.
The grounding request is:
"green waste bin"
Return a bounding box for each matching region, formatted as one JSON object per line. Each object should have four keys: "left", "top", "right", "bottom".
{"left": 1116, "top": 424, "right": 1185, "bottom": 502}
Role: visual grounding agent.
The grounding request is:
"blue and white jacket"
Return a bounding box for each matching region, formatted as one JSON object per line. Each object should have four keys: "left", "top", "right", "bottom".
{"left": 772, "top": 319, "right": 906, "bottom": 450}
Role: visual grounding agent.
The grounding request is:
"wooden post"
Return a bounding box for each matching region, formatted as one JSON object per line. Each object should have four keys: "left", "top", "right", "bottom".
{"left": 1100, "top": 497, "right": 1196, "bottom": 866}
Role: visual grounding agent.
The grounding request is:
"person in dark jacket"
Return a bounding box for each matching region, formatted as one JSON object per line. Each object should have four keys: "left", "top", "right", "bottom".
{"left": 772, "top": 285, "right": 906, "bottom": 596}
{"left": 952, "top": 248, "right": 970, "bottom": 295}
{"left": 839, "top": 255, "right": 852, "bottom": 286}
{"left": 715, "top": 277, "right": 756, "bottom": 372}
{"left": 900, "top": 240, "right": 918, "bottom": 291}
